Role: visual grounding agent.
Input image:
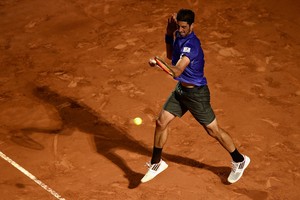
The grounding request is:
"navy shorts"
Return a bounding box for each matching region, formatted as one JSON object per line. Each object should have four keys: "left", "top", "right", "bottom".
{"left": 163, "top": 83, "right": 215, "bottom": 125}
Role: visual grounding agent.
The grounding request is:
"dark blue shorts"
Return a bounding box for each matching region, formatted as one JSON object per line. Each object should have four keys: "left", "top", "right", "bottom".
{"left": 163, "top": 83, "right": 215, "bottom": 125}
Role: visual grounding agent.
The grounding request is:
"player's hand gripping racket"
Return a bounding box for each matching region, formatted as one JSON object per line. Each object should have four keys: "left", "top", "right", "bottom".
{"left": 151, "top": 56, "right": 175, "bottom": 77}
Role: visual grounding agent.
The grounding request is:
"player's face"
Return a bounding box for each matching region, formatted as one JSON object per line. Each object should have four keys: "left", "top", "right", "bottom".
{"left": 177, "top": 21, "right": 193, "bottom": 37}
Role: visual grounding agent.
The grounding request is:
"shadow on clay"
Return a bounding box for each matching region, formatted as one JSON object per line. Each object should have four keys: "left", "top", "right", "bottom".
{"left": 233, "top": 188, "right": 269, "bottom": 200}
{"left": 23, "top": 86, "right": 231, "bottom": 188}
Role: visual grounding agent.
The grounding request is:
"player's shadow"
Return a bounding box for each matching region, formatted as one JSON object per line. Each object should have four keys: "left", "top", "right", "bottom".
{"left": 33, "top": 86, "right": 230, "bottom": 189}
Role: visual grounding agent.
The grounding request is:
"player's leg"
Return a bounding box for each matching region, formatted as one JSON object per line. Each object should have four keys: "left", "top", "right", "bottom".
{"left": 183, "top": 85, "right": 250, "bottom": 183}
{"left": 151, "top": 109, "right": 176, "bottom": 163}
{"left": 141, "top": 110, "right": 175, "bottom": 183}
{"left": 204, "top": 118, "right": 236, "bottom": 152}
{"left": 204, "top": 119, "right": 250, "bottom": 183}
{"left": 182, "top": 85, "right": 242, "bottom": 160}
{"left": 141, "top": 90, "right": 187, "bottom": 183}
{"left": 151, "top": 89, "right": 187, "bottom": 164}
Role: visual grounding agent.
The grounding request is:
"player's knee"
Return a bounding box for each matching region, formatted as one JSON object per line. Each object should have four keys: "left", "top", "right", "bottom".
{"left": 155, "top": 118, "right": 168, "bottom": 129}
{"left": 205, "top": 126, "right": 221, "bottom": 138}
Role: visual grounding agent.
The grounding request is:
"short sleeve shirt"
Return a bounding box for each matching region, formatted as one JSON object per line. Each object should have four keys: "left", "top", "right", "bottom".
{"left": 172, "top": 31, "right": 207, "bottom": 86}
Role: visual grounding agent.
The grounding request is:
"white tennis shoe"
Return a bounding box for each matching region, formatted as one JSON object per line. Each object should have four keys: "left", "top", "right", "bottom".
{"left": 141, "top": 160, "right": 168, "bottom": 183}
{"left": 228, "top": 155, "right": 250, "bottom": 183}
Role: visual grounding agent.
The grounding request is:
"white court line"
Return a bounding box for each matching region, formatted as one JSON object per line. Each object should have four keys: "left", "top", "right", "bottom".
{"left": 0, "top": 151, "right": 65, "bottom": 200}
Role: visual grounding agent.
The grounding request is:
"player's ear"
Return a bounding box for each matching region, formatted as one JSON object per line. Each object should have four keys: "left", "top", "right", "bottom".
{"left": 190, "top": 23, "right": 194, "bottom": 30}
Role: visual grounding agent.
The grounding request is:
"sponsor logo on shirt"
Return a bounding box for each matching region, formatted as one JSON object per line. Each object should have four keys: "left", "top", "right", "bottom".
{"left": 183, "top": 47, "right": 191, "bottom": 53}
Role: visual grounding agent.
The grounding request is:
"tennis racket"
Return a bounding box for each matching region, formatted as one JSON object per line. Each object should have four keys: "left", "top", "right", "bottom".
{"left": 154, "top": 56, "right": 175, "bottom": 77}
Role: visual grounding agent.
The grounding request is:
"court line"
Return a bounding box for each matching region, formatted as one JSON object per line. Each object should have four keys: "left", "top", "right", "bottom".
{"left": 0, "top": 150, "right": 65, "bottom": 200}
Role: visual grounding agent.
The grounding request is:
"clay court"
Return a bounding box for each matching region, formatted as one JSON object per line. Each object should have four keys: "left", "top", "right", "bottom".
{"left": 0, "top": 0, "right": 299, "bottom": 199}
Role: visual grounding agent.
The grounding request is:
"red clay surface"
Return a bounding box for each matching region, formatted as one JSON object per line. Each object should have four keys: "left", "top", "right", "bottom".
{"left": 0, "top": 0, "right": 299, "bottom": 199}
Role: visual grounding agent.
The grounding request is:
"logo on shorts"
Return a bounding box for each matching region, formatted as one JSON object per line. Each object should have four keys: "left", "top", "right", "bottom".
{"left": 183, "top": 47, "right": 191, "bottom": 53}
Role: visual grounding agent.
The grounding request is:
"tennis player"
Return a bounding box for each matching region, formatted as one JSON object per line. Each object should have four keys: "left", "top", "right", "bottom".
{"left": 142, "top": 9, "right": 250, "bottom": 184}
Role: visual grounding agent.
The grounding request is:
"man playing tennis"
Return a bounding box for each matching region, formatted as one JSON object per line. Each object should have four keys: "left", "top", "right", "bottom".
{"left": 142, "top": 9, "right": 250, "bottom": 184}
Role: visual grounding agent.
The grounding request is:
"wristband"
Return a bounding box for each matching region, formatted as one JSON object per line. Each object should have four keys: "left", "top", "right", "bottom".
{"left": 165, "top": 34, "right": 174, "bottom": 44}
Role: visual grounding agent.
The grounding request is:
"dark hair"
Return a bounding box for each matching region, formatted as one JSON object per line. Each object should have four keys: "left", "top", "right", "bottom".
{"left": 176, "top": 9, "right": 195, "bottom": 25}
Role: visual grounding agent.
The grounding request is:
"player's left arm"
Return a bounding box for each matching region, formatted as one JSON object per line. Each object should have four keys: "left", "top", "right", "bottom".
{"left": 166, "top": 14, "right": 177, "bottom": 60}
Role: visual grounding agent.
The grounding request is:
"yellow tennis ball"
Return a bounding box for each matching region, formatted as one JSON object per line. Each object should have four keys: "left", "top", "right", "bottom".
{"left": 133, "top": 117, "right": 142, "bottom": 125}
